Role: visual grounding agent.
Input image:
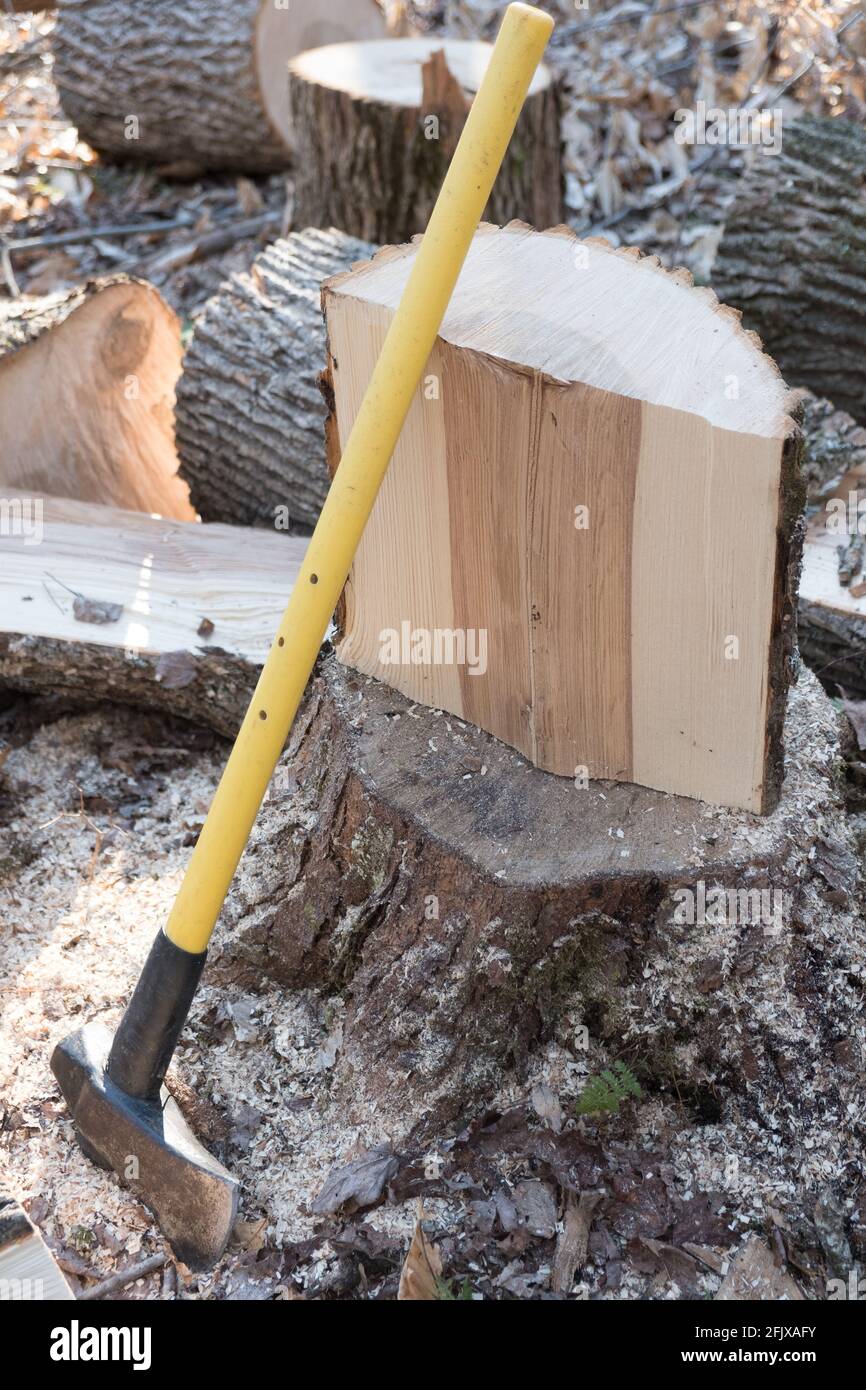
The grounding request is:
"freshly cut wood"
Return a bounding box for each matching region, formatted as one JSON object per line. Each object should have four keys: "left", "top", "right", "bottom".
{"left": 226, "top": 653, "right": 853, "bottom": 1128}
{"left": 176, "top": 227, "right": 374, "bottom": 531}
{"left": 0, "top": 1194, "right": 74, "bottom": 1301}
{"left": 52, "top": 0, "right": 389, "bottom": 173}
{"left": 713, "top": 117, "right": 866, "bottom": 424}
{"left": 799, "top": 395, "right": 866, "bottom": 696}
{"left": 289, "top": 39, "right": 563, "bottom": 242}
{"left": 322, "top": 223, "right": 803, "bottom": 814}
{"left": 0, "top": 277, "right": 192, "bottom": 520}
{"left": 0, "top": 493, "right": 307, "bottom": 736}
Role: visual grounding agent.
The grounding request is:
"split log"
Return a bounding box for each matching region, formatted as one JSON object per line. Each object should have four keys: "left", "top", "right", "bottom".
{"left": 713, "top": 116, "right": 866, "bottom": 424}
{"left": 52, "top": 0, "right": 389, "bottom": 173}
{"left": 0, "top": 493, "right": 306, "bottom": 736}
{"left": 224, "top": 653, "right": 859, "bottom": 1133}
{"left": 289, "top": 39, "right": 563, "bottom": 242}
{"left": 322, "top": 223, "right": 804, "bottom": 813}
{"left": 176, "top": 228, "right": 374, "bottom": 531}
{"left": 0, "top": 277, "right": 192, "bottom": 520}
{"left": 799, "top": 394, "right": 866, "bottom": 696}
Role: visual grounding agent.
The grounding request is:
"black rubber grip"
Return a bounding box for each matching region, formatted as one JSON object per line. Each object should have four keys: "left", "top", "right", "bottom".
{"left": 107, "top": 930, "right": 207, "bottom": 1100}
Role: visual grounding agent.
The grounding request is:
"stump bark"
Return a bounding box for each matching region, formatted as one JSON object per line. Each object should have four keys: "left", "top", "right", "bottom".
{"left": 176, "top": 228, "right": 374, "bottom": 530}
{"left": 713, "top": 116, "right": 866, "bottom": 424}
{"left": 289, "top": 39, "right": 564, "bottom": 242}
{"left": 222, "top": 653, "right": 859, "bottom": 1133}
{"left": 799, "top": 393, "right": 866, "bottom": 696}
{"left": 0, "top": 277, "right": 191, "bottom": 520}
{"left": 52, "top": 0, "right": 388, "bottom": 173}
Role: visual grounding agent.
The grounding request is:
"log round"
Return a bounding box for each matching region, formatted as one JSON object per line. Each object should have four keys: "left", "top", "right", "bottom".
{"left": 0, "top": 277, "right": 192, "bottom": 520}
{"left": 222, "top": 653, "right": 860, "bottom": 1134}
{"left": 288, "top": 39, "right": 564, "bottom": 242}
{"left": 714, "top": 116, "right": 866, "bottom": 424}
{"left": 175, "top": 228, "right": 374, "bottom": 530}
{"left": 52, "top": 0, "right": 389, "bottom": 173}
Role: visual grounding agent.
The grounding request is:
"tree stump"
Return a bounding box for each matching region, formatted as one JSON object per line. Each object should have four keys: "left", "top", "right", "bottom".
{"left": 176, "top": 228, "right": 374, "bottom": 531}
{"left": 0, "top": 277, "right": 191, "bottom": 520}
{"left": 713, "top": 116, "right": 866, "bottom": 424}
{"left": 222, "top": 653, "right": 861, "bottom": 1136}
{"left": 52, "top": 0, "right": 389, "bottom": 174}
{"left": 288, "top": 39, "right": 564, "bottom": 242}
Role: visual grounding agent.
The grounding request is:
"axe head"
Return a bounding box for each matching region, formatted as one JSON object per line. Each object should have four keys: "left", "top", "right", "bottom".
{"left": 51, "top": 1022, "right": 238, "bottom": 1270}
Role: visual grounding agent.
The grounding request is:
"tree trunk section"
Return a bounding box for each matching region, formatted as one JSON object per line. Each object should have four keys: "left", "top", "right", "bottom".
{"left": 0, "top": 494, "right": 307, "bottom": 735}
{"left": 289, "top": 39, "right": 564, "bottom": 243}
{"left": 0, "top": 277, "right": 192, "bottom": 520}
{"left": 713, "top": 116, "right": 866, "bottom": 424}
{"left": 221, "top": 654, "right": 858, "bottom": 1133}
{"left": 175, "top": 228, "right": 374, "bottom": 530}
{"left": 52, "top": 0, "right": 388, "bottom": 173}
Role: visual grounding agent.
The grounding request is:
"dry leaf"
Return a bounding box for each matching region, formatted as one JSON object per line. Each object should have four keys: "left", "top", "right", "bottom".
{"left": 716, "top": 1237, "right": 804, "bottom": 1301}
{"left": 398, "top": 1210, "right": 443, "bottom": 1301}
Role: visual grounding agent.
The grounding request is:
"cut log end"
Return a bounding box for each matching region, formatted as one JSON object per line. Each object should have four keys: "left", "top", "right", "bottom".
{"left": 0, "top": 278, "right": 191, "bottom": 520}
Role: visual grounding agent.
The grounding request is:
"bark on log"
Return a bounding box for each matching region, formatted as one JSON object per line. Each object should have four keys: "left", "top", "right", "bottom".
{"left": 0, "top": 277, "right": 192, "bottom": 520}
{"left": 799, "top": 392, "right": 866, "bottom": 695}
{"left": 0, "top": 493, "right": 307, "bottom": 735}
{"left": 176, "top": 228, "right": 374, "bottom": 530}
{"left": 713, "top": 116, "right": 866, "bottom": 424}
{"left": 222, "top": 653, "right": 857, "bottom": 1133}
{"left": 289, "top": 39, "right": 564, "bottom": 243}
{"left": 52, "top": 0, "right": 389, "bottom": 174}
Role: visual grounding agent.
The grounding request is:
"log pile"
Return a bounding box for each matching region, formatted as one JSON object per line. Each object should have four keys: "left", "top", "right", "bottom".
{"left": 52, "top": 0, "right": 389, "bottom": 173}
{"left": 289, "top": 39, "right": 563, "bottom": 241}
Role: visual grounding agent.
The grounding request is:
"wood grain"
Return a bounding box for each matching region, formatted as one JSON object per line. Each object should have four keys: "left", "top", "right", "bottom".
{"left": 324, "top": 225, "right": 802, "bottom": 813}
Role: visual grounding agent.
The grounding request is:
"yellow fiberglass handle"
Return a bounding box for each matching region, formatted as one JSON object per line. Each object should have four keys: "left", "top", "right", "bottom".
{"left": 165, "top": 3, "right": 555, "bottom": 954}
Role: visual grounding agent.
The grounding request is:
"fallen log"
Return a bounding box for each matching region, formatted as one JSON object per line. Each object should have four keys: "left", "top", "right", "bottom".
{"left": 799, "top": 394, "right": 866, "bottom": 696}
{"left": 52, "top": 0, "right": 389, "bottom": 173}
{"left": 713, "top": 116, "right": 866, "bottom": 424}
{"left": 322, "top": 223, "right": 804, "bottom": 813}
{"left": 0, "top": 277, "right": 192, "bottom": 520}
{"left": 224, "top": 652, "right": 860, "bottom": 1134}
{"left": 176, "top": 227, "right": 374, "bottom": 531}
{"left": 289, "top": 39, "right": 563, "bottom": 242}
{"left": 0, "top": 493, "right": 307, "bottom": 735}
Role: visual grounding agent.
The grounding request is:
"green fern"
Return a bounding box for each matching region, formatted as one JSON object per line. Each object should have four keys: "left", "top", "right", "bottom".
{"left": 575, "top": 1062, "right": 642, "bottom": 1116}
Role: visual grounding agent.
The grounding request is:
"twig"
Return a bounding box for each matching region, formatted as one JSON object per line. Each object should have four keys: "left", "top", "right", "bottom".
{"left": 6, "top": 215, "right": 195, "bottom": 255}
{"left": 137, "top": 210, "right": 281, "bottom": 278}
{"left": 78, "top": 1253, "right": 168, "bottom": 1301}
